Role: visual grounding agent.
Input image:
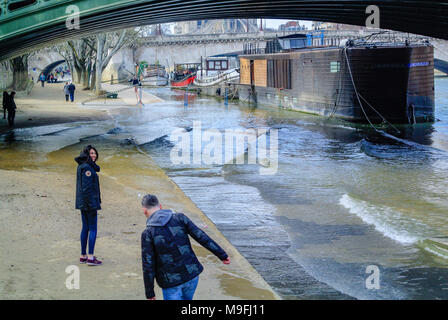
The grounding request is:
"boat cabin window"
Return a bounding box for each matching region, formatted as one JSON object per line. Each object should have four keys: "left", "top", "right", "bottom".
{"left": 330, "top": 62, "right": 341, "bottom": 73}
{"left": 207, "top": 59, "right": 229, "bottom": 71}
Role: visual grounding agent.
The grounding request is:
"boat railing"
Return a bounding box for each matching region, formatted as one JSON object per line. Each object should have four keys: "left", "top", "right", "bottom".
{"left": 194, "top": 69, "right": 240, "bottom": 86}
{"left": 173, "top": 72, "right": 197, "bottom": 82}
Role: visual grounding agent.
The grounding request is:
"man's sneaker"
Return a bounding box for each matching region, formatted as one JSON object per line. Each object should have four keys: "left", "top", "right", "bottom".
{"left": 87, "top": 257, "right": 102, "bottom": 266}
{"left": 80, "top": 257, "right": 88, "bottom": 264}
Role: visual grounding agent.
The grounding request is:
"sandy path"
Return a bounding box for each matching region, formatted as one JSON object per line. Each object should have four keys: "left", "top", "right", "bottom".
{"left": 1, "top": 82, "right": 110, "bottom": 135}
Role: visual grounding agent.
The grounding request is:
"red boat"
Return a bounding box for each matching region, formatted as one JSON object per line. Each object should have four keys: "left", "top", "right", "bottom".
{"left": 170, "top": 73, "right": 196, "bottom": 87}
{"left": 171, "top": 63, "right": 200, "bottom": 87}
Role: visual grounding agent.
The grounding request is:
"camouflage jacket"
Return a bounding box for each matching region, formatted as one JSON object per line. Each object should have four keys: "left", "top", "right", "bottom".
{"left": 141, "top": 209, "right": 228, "bottom": 299}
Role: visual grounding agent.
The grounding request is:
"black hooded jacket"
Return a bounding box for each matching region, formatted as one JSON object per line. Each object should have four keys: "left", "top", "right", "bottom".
{"left": 75, "top": 153, "right": 101, "bottom": 211}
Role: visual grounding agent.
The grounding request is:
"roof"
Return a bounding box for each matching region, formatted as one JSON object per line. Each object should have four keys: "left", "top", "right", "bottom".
{"left": 277, "top": 33, "right": 308, "bottom": 40}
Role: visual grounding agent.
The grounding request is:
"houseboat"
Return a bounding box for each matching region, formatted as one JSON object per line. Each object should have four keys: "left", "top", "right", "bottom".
{"left": 239, "top": 34, "right": 435, "bottom": 124}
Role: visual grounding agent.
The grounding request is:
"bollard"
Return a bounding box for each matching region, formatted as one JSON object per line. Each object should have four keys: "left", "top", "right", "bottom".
{"left": 224, "top": 87, "right": 229, "bottom": 107}
{"left": 184, "top": 85, "right": 188, "bottom": 107}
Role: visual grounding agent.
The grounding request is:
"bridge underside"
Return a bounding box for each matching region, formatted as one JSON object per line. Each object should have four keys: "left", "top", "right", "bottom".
{"left": 0, "top": 0, "right": 447, "bottom": 61}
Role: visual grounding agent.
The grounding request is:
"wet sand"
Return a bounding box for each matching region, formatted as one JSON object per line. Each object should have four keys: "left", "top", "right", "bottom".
{"left": 0, "top": 82, "right": 110, "bottom": 135}
{"left": 0, "top": 82, "right": 279, "bottom": 300}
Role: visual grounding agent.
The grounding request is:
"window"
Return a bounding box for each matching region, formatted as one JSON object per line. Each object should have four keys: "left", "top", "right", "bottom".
{"left": 208, "top": 61, "right": 215, "bottom": 69}
{"left": 330, "top": 61, "right": 341, "bottom": 73}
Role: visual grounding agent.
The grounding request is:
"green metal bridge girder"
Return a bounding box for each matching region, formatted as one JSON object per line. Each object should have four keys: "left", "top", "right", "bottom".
{"left": 0, "top": 0, "right": 154, "bottom": 41}
{"left": 0, "top": 0, "right": 448, "bottom": 61}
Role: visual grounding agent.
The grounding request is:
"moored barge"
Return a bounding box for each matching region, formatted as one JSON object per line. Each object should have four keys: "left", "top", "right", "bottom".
{"left": 239, "top": 34, "right": 435, "bottom": 124}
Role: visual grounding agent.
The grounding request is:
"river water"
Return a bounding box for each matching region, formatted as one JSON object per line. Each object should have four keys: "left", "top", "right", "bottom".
{"left": 2, "top": 77, "right": 448, "bottom": 299}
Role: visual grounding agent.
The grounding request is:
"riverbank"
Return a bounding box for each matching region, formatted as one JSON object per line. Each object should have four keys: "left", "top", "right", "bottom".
{"left": 0, "top": 83, "right": 280, "bottom": 300}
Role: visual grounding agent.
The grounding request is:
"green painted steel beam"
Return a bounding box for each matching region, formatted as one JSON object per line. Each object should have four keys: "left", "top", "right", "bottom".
{"left": 0, "top": 0, "right": 156, "bottom": 41}
{"left": 0, "top": 1, "right": 447, "bottom": 61}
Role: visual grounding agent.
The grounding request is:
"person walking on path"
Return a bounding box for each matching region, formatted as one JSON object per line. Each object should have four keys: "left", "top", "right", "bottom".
{"left": 6, "top": 91, "right": 16, "bottom": 127}
{"left": 2, "top": 91, "right": 9, "bottom": 120}
{"left": 140, "top": 194, "right": 230, "bottom": 300}
{"left": 63, "top": 82, "right": 70, "bottom": 102}
{"left": 68, "top": 82, "right": 76, "bottom": 102}
{"left": 75, "top": 145, "right": 102, "bottom": 266}
{"left": 39, "top": 73, "right": 46, "bottom": 87}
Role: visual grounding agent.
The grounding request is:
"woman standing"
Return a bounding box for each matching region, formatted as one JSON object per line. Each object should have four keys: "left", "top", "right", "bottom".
{"left": 7, "top": 91, "right": 16, "bottom": 127}
{"left": 63, "top": 82, "right": 70, "bottom": 102}
{"left": 75, "top": 145, "right": 102, "bottom": 266}
{"left": 2, "top": 91, "right": 9, "bottom": 120}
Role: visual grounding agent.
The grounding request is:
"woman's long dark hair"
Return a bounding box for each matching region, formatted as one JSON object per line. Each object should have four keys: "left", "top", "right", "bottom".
{"left": 82, "top": 145, "right": 99, "bottom": 162}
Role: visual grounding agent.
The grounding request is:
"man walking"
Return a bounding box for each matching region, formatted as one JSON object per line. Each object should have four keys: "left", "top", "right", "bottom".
{"left": 68, "top": 82, "right": 76, "bottom": 102}
{"left": 140, "top": 194, "right": 230, "bottom": 300}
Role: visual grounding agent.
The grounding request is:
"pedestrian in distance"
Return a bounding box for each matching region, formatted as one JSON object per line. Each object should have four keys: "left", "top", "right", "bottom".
{"left": 68, "top": 82, "right": 76, "bottom": 102}
{"left": 7, "top": 91, "right": 16, "bottom": 127}
{"left": 39, "top": 73, "right": 46, "bottom": 87}
{"left": 75, "top": 145, "right": 102, "bottom": 266}
{"left": 63, "top": 82, "right": 70, "bottom": 102}
{"left": 140, "top": 194, "right": 230, "bottom": 300}
{"left": 2, "top": 91, "right": 9, "bottom": 120}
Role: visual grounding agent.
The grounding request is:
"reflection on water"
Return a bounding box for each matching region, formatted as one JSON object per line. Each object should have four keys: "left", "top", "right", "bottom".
{"left": 1, "top": 79, "right": 448, "bottom": 299}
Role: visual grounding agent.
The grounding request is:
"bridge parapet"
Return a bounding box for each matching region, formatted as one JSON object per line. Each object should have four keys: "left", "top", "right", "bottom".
{"left": 141, "top": 29, "right": 431, "bottom": 47}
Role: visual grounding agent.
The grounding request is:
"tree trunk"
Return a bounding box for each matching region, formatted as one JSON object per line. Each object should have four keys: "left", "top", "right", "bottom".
{"left": 95, "top": 34, "right": 106, "bottom": 95}
{"left": 11, "top": 55, "right": 29, "bottom": 91}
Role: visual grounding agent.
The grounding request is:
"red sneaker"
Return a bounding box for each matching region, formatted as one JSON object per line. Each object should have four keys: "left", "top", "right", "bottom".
{"left": 80, "top": 257, "right": 88, "bottom": 264}
{"left": 87, "top": 257, "right": 103, "bottom": 266}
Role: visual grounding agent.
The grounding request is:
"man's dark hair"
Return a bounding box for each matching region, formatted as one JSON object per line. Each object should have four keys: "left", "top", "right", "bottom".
{"left": 142, "top": 194, "right": 159, "bottom": 209}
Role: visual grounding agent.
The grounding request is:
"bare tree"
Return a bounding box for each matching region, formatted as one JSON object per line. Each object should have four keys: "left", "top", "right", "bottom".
{"left": 67, "top": 38, "right": 96, "bottom": 87}
{"left": 93, "top": 29, "right": 138, "bottom": 95}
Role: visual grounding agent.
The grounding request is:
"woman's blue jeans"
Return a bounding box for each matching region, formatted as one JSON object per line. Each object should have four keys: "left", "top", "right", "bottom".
{"left": 162, "top": 276, "right": 199, "bottom": 300}
{"left": 80, "top": 210, "right": 98, "bottom": 255}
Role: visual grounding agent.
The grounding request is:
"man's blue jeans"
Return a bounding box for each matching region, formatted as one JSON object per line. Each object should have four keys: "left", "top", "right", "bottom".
{"left": 162, "top": 276, "right": 199, "bottom": 300}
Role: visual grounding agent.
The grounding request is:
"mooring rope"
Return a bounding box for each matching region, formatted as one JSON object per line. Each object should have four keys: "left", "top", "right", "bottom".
{"left": 343, "top": 48, "right": 401, "bottom": 134}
